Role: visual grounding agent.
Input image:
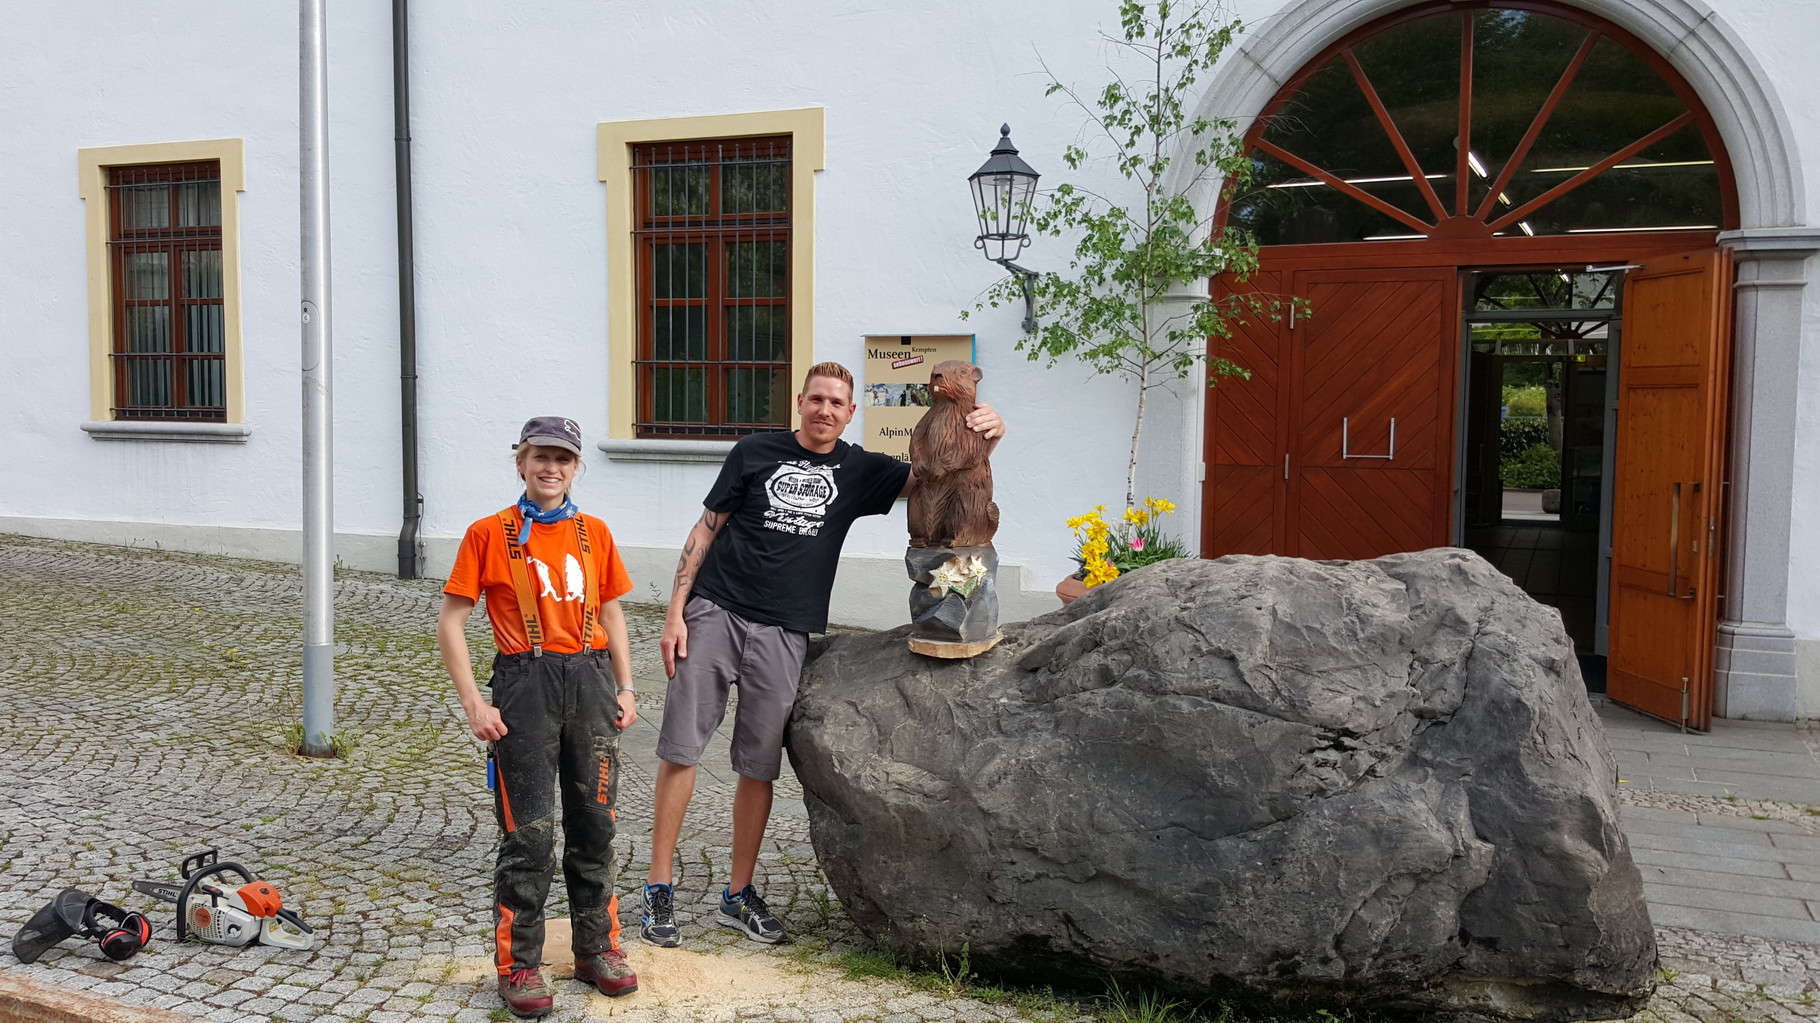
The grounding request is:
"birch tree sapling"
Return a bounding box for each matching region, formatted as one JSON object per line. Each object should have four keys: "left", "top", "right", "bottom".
{"left": 973, "top": 0, "right": 1296, "bottom": 509}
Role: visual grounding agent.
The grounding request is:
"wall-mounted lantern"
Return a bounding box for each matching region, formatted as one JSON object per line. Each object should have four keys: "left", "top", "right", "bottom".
{"left": 968, "top": 124, "right": 1041, "bottom": 333}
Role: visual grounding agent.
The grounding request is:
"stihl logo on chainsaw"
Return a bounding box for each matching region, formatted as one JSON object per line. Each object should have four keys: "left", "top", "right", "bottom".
{"left": 134, "top": 849, "right": 315, "bottom": 950}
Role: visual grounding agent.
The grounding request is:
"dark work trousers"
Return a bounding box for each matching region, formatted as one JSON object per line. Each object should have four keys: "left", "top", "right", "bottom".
{"left": 489, "top": 649, "right": 623, "bottom": 974}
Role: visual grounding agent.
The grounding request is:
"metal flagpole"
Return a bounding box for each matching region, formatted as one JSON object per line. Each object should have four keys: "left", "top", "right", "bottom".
{"left": 300, "top": 0, "right": 337, "bottom": 756}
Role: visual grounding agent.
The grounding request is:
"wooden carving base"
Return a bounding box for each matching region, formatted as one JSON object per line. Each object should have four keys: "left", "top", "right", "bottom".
{"left": 907, "top": 632, "right": 1003, "bottom": 659}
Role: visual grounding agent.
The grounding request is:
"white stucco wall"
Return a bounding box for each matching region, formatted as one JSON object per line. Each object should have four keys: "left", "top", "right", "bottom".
{"left": 1773, "top": 0, "right": 1820, "bottom": 646}
{"left": 0, "top": 0, "right": 1168, "bottom": 614}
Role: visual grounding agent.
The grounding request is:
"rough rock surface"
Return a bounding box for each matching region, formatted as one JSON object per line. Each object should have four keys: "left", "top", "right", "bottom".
{"left": 788, "top": 550, "right": 1657, "bottom": 1021}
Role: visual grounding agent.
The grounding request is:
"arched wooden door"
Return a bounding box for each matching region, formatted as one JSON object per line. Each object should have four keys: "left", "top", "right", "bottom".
{"left": 1204, "top": 2, "right": 1738, "bottom": 724}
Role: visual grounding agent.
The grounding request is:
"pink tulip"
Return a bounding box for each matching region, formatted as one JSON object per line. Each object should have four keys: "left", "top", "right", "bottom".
{"left": 1130, "top": 536, "right": 1146, "bottom": 551}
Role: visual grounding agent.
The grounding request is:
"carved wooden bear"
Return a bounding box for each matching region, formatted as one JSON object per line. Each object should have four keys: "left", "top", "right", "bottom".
{"left": 907, "top": 360, "right": 999, "bottom": 548}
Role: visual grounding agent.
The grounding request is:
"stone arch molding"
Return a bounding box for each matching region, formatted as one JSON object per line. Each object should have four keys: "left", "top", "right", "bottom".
{"left": 1183, "top": 0, "right": 1803, "bottom": 229}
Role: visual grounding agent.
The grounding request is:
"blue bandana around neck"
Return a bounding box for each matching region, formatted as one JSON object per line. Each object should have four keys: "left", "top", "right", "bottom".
{"left": 514, "top": 493, "right": 579, "bottom": 544}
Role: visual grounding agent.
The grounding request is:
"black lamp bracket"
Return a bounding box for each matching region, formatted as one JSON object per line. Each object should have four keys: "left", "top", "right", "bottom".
{"left": 994, "top": 258, "right": 1039, "bottom": 334}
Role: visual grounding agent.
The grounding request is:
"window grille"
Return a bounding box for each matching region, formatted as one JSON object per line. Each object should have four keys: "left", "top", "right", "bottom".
{"left": 633, "top": 136, "right": 791, "bottom": 438}
{"left": 106, "top": 162, "right": 226, "bottom": 421}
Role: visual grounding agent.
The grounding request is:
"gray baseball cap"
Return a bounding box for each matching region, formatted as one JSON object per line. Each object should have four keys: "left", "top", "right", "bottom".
{"left": 516, "top": 416, "right": 583, "bottom": 454}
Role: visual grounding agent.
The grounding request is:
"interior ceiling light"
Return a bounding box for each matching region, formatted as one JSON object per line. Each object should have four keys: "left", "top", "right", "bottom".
{"left": 1518, "top": 221, "right": 1536, "bottom": 236}
{"left": 1531, "top": 159, "right": 1715, "bottom": 174}
{"left": 1565, "top": 224, "right": 1717, "bottom": 233}
{"left": 1467, "top": 151, "right": 1489, "bottom": 178}
{"left": 1266, "top": 173, "right": 1447, "bottom": 189}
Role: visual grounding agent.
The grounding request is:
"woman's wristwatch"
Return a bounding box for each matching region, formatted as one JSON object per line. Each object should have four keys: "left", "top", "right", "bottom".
{"left": 617, "top": 686, "right": 636, "bottom": 695}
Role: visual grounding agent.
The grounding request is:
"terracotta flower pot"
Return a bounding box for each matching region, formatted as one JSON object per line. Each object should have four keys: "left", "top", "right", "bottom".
{"left": 1056, "top": 574, "right": 1089, "bottom": 605}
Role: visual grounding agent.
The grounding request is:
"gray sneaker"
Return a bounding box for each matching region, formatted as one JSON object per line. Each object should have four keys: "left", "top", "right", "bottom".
{"left": 640, "top": 883, "right": 680, "bottom": 947}
{"left": 716, "top": 884, "right": 786, "bottom": 944}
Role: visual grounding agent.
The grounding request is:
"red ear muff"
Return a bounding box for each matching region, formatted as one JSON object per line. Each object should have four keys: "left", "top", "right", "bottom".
{"left": 82, "top": 900, "right": 148, "bottom": 962}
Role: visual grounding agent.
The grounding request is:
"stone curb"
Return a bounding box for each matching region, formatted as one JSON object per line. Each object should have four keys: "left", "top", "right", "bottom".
{"left": 0, "top": 971, "right": 187, "bottom": 1023}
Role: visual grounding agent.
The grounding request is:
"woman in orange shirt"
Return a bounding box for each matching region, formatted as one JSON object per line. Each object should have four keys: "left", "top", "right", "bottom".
{"left": 436, "top": 416, "right": 639, "bottom": 1018}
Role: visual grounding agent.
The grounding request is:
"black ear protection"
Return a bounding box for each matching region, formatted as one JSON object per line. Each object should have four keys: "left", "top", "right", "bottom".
{"left": 82, "top": 897, "right": 150, "bottom": 962}
{"left": 10, "top": 889, "right": 150, "bottom": 963}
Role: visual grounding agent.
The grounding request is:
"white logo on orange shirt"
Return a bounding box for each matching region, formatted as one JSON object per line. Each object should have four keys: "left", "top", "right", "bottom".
{"left": 529, "top": 554, "right": 586, "bottom": 602}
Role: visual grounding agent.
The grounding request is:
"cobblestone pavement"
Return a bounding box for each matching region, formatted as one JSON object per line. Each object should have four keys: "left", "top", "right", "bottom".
{"left": 1, "top": 533, "right": 1817, "bottom": 1023}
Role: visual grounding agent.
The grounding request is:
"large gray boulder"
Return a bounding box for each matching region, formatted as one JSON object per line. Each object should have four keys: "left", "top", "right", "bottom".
{"left": 788, "top": 550, "right": 1655, "bottom": 1021}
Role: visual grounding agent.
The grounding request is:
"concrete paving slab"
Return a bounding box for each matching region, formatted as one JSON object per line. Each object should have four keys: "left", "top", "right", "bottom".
{"left": 1628, "top": 845, "right": 1795, "bottom": 879}
{"left": 1619, "top": 804, "right": 1702, "bottom": 824}
{"left": 1641, "top": 882, "right": 1814, "bottom": 920}
{"left": 1637, "top": 863, "right": 1820, "bottom": 902}
{"left": 1623, "top": 832, "right": 1797, "bottom": 862}
{"left": 1693, "top": 813, "right": 1815, "bottom": 835}
{"left": 1625, "top": 764, "right": 1705, "bottom": 781}
{"left": 1619, "top": 819, "right": 1777, "bottom": 846}
{"left": 1599, "top": 705, "right": 1814, "bottom": 757}
{"left": 1676, "top": 747, "right": 1820, "bottom": 769}
{"left": 1682, "top": 771, "right": 1820, "bottom": 805}
{"left": 1631, "top": 774, "right": 1820, "bottom": 804}
{"left": 1648, "top": 904, "right": 1820, "bottom": 944}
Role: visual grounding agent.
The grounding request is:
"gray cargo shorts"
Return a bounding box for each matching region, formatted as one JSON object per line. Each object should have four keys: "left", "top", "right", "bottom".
{"left": 656, "top": 596, "right": 808, "bottom": 782}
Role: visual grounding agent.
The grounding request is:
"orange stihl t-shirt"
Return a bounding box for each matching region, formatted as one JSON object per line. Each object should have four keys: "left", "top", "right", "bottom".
{"left": 444, "top": 511, "right": 634, "bottom": 655}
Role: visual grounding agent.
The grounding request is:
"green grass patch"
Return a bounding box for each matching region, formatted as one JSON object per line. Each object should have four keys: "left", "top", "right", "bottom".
{"left": 840, "top": 948, "right": 909, "bottom": 982}
{"left": 281, "top": 722, "right": 358, "bottom": 758}
{"left": 1101, "top": 981, "right": 1191, "bottom": 1023}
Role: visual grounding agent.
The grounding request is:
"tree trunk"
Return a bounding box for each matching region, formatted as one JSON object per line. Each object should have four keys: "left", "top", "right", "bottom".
{"left": 1126, "top": 365, "right": 1149, "bottom": 511}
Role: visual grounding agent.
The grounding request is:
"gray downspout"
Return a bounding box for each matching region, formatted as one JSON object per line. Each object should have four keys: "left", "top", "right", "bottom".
{"left": 394, "top": 0, "right": 424, "bottom": 579}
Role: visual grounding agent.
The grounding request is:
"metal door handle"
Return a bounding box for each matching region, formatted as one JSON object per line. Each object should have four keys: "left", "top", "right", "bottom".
{"left": 1341, "top": 417, "right": 1396, "bottom": 460}
{"left": 1667, "top": 482, "right": 1699, "bottom": 599}
{"left": 1667, "top": 482, "right": 1681, "bottom": 596}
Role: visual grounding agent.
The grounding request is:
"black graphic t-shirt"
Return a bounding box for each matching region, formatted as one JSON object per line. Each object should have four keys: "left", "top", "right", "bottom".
{"left": 693, "top": 431, "right": 910, "bottom": 633}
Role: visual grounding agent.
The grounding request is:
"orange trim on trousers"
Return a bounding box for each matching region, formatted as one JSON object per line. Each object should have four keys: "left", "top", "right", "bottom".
{"left": 495, "top": 904, "right": 516, "bottom": 976}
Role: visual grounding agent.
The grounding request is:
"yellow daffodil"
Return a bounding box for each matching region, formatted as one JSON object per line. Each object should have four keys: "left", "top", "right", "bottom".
{"left": 1068, "top": 496, "right": 1183, "bottom": 586}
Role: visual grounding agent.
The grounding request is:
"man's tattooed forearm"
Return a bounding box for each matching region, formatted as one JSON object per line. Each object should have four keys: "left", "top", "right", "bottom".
{"left": 670, "top": 510, "right": 722, "bottom": 600}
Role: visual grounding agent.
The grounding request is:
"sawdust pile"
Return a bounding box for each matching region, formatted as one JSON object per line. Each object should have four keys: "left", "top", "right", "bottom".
{"left": 440, "top": 919, "right": 887, "bottom": 1021}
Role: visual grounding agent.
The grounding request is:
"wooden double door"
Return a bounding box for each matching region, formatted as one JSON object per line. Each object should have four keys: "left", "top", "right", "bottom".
{"left": 1205, "top": 266, "right": 1457, "bottom": 559}
{"left": 1205, "top": 254, "right": 1732, "bottom": 730}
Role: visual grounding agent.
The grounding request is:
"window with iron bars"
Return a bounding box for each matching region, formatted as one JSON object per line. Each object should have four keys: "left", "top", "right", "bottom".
{"left": 107, "top": 162, "right": 225, "bottom": 421}
{"left": 634, "top": 136, "right": 791, "bottom": 438}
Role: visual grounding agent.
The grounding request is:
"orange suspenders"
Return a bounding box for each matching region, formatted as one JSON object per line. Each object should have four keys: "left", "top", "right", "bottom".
{"left": 496, "top": 508, "right": 600, "bottom": 657}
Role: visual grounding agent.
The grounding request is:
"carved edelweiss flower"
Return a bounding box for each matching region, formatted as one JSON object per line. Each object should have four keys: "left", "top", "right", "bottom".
{"left": 928, "top": 554, "right": 988, "bottom": 597}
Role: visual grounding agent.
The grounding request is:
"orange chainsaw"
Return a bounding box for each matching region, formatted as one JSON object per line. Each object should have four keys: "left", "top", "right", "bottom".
{"left": 133, "top": 849, "right": 315, "bottom": 950}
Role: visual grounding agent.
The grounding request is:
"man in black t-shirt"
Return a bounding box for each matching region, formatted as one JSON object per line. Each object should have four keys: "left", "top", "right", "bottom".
{"left": 638, "top": 361, "right": 1003, "bottom": 947}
